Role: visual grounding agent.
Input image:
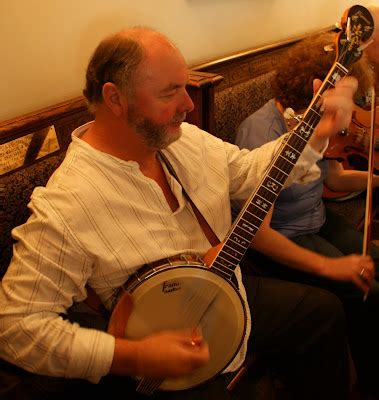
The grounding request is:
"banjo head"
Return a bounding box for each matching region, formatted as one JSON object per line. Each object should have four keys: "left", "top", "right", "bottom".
{"left": 123, "top": 263, "right": 246, "bottom": 390}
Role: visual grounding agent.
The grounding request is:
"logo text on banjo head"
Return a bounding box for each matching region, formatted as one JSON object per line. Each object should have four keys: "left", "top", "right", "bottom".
{"left": 162, "top": 280, "right": 181, "bottom": 293}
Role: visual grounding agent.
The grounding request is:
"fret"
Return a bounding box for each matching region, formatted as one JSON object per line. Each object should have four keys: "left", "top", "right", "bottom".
{"left": 285, "top": 139, "right": 304, "bottom": 153}
{"left": 300, "top": 119, "right": 313, "bottom": 128}
{"left": 233, "top": 225, "right": 256, "bottom": 241}
{"left": 241, "top": 208, "right": 263, "bottom": 223}
{"left": 241, "top": 212, "right": 263, "bottom": 226}
{"left": 213, "top": 256, "right": 236, "bottom": 270}
{"left": 223, "top": 243, "right": 244, "bottom": 258}
{"left": 218, "top": 253, "right": 246, "bottom": 270}
{"left": 214, "top": 256, "right": 237, "bottom": 270}
{"left": 245, "top": 203, "right": 267, "bottom": 220}
{"left": 261, "top": 174, "right": 281, "bottom": 188}
{"left": 303, "top": 108, "right": 321, "bottom": 122}
{"left": 229, "top": 232, "right": 250, "bottom": 248}
{"left": 212, "top": 259, "right": 236, "bottom": 275}
{"left": 326, "top": 78, "right": 337, "bottom": 87}
{"left": 277, "top": 156, "right": 298, "bottom": 174}
{"left": 270, "top": 162, "right": 290, "bottom": 176}
{"left": 308, "top": 107, "right": 322, "bottom": 118}
{"left": 211, "top": 264, "right": 233, "bottom": 279}
{"left": 250, "top": 194, "right": 272, "bottom": 211}
{"left": 294, "top": 125, "right": 313, "bottom": 141}
{"left": 296, "top": 121, "right": 314, "bottom": 133}
{"left": 335, "top": 62, "right": 348, "bottom": 74}
{"left": 268, "top": 166, "right": 289, "bottom": 183}
{"left": 238, "top": 218, "right": 260, "bottom": 233}
{"left": 257, "top": 186, "right": 281, "bottom": 203}
{"left": 218, "top": 255, "right": 242, "bottom": 270}
{"left": 262, "top": 179, "right": 282, "bottom": 196}
{"left": 237, "top": 220, "right": 259, "bottom": 236}
{"left": 225, "top": 239, "right": 248, "bottom": 254}
{"left": 281, "top": 148, "right": 300, "bottom": 164}
{"left": 217, "top": 250, "right": 246, "bottom": 270}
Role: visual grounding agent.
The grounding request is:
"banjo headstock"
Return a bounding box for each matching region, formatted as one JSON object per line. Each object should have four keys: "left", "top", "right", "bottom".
{"left": 336, "top": 5, "right": 375, "bottom": 70}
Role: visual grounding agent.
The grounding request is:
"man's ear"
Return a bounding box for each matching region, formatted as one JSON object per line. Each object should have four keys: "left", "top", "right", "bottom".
{"left": 102, "top": 82, "right": 126, "bottom": 117}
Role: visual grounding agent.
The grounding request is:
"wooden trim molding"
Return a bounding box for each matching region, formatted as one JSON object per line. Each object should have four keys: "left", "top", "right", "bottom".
{"left": 0, "top": 97, "right": 90, "bottom": 144}
{"left": 0, "top": 71, "right": 224, "bottom": 145}
{"left": 191, "top": 26, "right": 335, "bottom": 91}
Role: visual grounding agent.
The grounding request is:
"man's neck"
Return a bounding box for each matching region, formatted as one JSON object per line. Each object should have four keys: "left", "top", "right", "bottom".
{"left": 81, "top": 115, "right": 157, "bottom": 168}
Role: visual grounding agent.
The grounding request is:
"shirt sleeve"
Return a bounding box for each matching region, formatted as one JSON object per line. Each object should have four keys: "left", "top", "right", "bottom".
{"left": 0, "top": 196, "right": 115, "bottom": 383}
{"left": 225, "top": 133, "right": 324, "bottom": 201}
{"left": 235, "top": 101, "right": 285, "bottom": 150}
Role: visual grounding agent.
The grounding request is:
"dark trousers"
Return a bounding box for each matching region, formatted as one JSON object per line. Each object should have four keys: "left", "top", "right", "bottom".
{"left": 0, "top": 272, "right": 349, "bottom": 400}
{"left": 244, "top": 206, "right": 379, "bottom": 397}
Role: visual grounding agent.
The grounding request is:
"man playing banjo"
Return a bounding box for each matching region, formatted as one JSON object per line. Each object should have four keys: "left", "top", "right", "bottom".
{"left": 0, "top": 27, "right": 364, "bottom": 399}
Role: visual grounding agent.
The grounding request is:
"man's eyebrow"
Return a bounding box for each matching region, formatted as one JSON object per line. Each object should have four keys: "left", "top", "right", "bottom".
{"left": 162, "top": 83, "right": 183, "bottom": 92}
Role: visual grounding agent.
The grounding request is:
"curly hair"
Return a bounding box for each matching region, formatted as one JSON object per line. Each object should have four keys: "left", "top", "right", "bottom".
{"left": 83, "top": 30, "right": 145, "bottom": 113}
{"left": 272, "top": 31, "right": 374, "bottom": 111}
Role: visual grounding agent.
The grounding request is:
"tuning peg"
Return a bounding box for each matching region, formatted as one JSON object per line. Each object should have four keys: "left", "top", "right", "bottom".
{"left": 346, "top": 17, "right": 352, "bottom": 42}
{"left": 284, "top": 108, "right": 302, "bottom": 123}
{"left": 283, "top": 107, "right": 295, "bottom": 119}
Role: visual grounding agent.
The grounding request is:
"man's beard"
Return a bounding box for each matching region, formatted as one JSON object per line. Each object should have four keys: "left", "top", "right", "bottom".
{"left": 128, "top": 108, "right": 186, "bottom": 149}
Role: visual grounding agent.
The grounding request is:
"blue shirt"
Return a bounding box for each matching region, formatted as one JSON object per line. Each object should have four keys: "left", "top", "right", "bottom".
{"left": 234, "top": 99, "right": 329, "bottom": 238}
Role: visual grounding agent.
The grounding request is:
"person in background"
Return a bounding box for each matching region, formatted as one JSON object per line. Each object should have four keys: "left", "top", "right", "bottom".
{"left": 0, "top": 27, "right": 358, "bottom": 400}
{"left": 234, "top": 31, "right": 379, "bottom": 399}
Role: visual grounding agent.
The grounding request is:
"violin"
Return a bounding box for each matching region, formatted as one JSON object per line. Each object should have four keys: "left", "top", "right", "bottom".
{"left": 324, "top": 104, "right": 379, "bottom": 166}
{"left": 284, "top": 102, "right": 379, "bottom": 200}
{"left": 322, "top": 103, "right": 379, "bottom": 200}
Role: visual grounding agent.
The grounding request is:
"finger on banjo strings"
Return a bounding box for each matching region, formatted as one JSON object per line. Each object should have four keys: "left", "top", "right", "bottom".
{"left": 190, "top": 327, "right": 204, "bottom": 346}
{"left": 191, "top": 326, "right": 202, "bottom": 338}
{"left": 334, "top": 76, "right": 358, "bottom": 94}
{"left": 319, "top": 98, "right": 352, "bottom": 132}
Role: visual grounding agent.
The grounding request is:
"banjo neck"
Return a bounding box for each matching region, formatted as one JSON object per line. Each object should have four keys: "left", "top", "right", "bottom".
{"left": 210, "top": 63, "right": 350, "bottom": 281}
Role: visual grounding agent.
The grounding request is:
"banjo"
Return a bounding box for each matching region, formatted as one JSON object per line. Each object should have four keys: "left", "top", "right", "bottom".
{"left": 108, "top": 5, "right": 374, "bottom": 394}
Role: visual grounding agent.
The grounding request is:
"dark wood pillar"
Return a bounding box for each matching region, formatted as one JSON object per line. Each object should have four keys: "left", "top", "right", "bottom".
{"left": 186, "top": 70, "right": 223, "bottom": 133}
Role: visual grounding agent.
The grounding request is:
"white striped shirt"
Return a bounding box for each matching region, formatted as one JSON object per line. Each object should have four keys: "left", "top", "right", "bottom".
{"left": 0, "top": 122, "right": 322, "bottom": 383}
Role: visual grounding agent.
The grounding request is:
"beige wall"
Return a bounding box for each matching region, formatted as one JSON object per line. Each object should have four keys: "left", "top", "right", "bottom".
{"left": 0, "top": 0, "right": 374, "bottom": 122}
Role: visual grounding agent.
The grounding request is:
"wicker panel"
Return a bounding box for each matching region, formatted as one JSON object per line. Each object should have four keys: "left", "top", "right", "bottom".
{"left": 213, "top": 71, "right": 276, "bottom": 143}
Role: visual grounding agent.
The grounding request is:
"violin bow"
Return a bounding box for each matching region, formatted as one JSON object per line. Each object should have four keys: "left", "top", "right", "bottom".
{"left": 362, "top": 87, "right": 377, "bottom": 256}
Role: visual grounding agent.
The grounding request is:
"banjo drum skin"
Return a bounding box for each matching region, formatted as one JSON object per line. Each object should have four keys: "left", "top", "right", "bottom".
{"left": 119, "top": 255, "right": 247, "bottom": 391}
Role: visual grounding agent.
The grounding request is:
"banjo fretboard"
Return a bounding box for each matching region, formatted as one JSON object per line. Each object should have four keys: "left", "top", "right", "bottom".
{"left": 211, "top": 63, "right": 350, "bottom": 280}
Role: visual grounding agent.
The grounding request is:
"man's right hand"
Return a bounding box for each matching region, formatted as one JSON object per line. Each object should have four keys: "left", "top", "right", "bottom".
{"left": 110, "top": 329, "right": 209, "bottom": 378}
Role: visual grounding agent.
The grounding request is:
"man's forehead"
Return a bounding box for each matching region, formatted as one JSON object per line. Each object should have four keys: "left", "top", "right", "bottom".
{"left": 148, "top": 70, "right": 190, "bottom": 91}
{"left": 136, "top": 52, "right": 189, "bottom": 86}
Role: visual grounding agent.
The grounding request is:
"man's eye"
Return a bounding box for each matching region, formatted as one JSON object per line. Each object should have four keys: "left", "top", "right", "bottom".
{"left": 162, "top": 92, "right": 176, "bottom": 98}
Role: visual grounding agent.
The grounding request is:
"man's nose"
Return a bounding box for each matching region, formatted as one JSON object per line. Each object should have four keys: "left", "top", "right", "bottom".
{"left": 180, "top": 89, "right": 194, "bottom": 114}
